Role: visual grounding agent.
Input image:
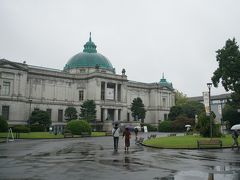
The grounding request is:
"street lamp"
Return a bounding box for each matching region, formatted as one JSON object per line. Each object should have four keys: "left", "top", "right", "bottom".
{"left": 207, "top": 83, "right": 212, "bottom": 138}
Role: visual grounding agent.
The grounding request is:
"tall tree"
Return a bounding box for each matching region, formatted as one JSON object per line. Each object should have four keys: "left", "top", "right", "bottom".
{"left": 131, "top": 97, "right": 146, "bottom": 122}
{"left": 212, "top": 38, "right": 240, "bottom": 96}
{"left": 80, "top": 100, "right": 96, "bottom": 122}
{"left": 65, "top": 106, "right": 78, "bottom": 121}
{"left": 29, "top": 110, "right": 51, "bottom": 131}
{"left": 175, "top": 90, "right": 188, "bottom": 106}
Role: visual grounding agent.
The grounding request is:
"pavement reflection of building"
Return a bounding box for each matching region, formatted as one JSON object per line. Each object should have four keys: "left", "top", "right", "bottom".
{"left": 0, "top": 34, "right": 175, "bottom": 131}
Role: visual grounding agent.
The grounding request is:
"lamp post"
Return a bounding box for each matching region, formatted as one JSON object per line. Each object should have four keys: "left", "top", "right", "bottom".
{"left": 207, "top": 83, "right": 212, "bottom": 139}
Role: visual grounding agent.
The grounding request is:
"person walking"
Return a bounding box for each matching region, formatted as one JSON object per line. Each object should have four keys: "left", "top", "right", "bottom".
{"left": 231, "top": 130, "right": 239, "bottom": 150}
{"left": 123, "top": 127, "right": 131, "bottom": 151}
{"left": 112, "top": 124, "right": 120, "bottom": 151}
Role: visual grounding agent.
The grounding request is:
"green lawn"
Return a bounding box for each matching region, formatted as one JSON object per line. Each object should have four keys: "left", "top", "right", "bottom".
{"left": 143, "top": 135, "right": 233, "bottom": 149}
{"left": 0, "top": 131, "right": 107, "bottom": 139}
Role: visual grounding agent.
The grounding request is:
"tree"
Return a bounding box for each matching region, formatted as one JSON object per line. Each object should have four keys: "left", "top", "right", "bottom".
{"left": 175, "top": 90, "right": 188, "bottom": 106}
{"left": 80, "top": 100, "right": 96, "bottom": 122}
{"left": 168, "top": 101, "right": 204, "bottom": 121}
{"left": 196, "top": 111, "right": 220, "bottom": 137}
{"left": 130, "top": 97, "right": 146, "bottom": 122}
{"left": 29, "top": 110, "right": 51, "bottom": 131}
{"left": 222, "top": 104, "right": 240, "bottom": 129}
{"left": 65, "top": 107, "right": 78, "bottom": 121}
{"left": 168, "top": 106, "right": 183, "bottom": 120}
{"left": 212, "top": 38, "right": 240, "bottom": 96}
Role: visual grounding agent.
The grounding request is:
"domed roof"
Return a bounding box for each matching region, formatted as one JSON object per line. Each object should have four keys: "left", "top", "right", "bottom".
{"left": 159, "top": 73, "right": 173, "bottom": 89}
{"left": 64, "top": 33, "right": 114, "bottom": 72}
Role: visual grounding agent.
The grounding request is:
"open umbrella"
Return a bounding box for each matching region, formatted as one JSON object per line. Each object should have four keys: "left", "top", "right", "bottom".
{"left": 231, "top": 124, "right": 240, "bottom": 130}
{"left": 185, "top": 125, "right": 191, "bottom": 128}
{"left": 134, "top": 126, "right": 141, "bottom": 131}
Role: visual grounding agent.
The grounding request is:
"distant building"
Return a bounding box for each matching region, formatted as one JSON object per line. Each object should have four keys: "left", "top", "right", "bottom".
{"left": 0, "top": 34, "right": 175, "bottom": 131}
{"left": 188, "top": 93, "right": 231, "bottom": 124}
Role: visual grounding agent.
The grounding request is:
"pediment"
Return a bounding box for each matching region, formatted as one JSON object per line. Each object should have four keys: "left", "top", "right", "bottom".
{"left": 0, "top": 59, "right": 28, "bottom": 71}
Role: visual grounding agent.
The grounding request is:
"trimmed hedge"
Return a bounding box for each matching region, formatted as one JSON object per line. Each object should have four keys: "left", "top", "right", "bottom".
{"left": 141, "top": 123, "right": 158, "bottom": 132}
{"left": 30, "top": 124, "right": 45, "bottom": 132}
{"left": 12, "top": 125, "right": 30, "bottom": 133}
{"left": 158, "top": 121, "right": 173, "bottom": 132}
{"left": 66, "top": 120, "right": 92, "bottom": 135}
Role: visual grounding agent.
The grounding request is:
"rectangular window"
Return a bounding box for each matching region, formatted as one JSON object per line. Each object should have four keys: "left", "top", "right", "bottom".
{"left": 58, "top": 109, "right": 63, "bottom": 122}
{"left": 118, "top": 109, "right": 121, "bottom": 121}
{"left": 79, "top": 90, "right": 84, "bottom": 101}
{"left": 46, "top": 109, "right": 52, "bottom": 120}
{"left": 117, "top": 84, "right": 121, "bottom": 101}
{"left": 127, "top": 113, "right": 130, "bottom": 122}
{"left": 101, "top": 82, "right": 105, "bottom": 100}
{"left": 162, "top": 97, "right": 166, "bottom": 107}
{"left": 2, "top": 106, "right": 9, "bottom": 120}
{"left": 2, "top": 81, "right": 10, "bottom": 96}
{"left": 34, "top": 108, "right": 40, "bottom": 111}
{"left": 164, "top": 114, "right": 168, "bottom": 120}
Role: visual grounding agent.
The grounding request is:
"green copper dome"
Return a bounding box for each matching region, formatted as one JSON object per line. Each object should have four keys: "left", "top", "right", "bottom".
{"left": 64, "top": 33, "right": 114, "bottom": 72}
{"left": 159, "top": 73, "right": 173, "bottom": 89}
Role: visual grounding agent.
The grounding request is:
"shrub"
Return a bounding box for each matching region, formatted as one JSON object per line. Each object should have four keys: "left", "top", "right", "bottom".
{"left": 66, "top": 120, "right": 92, "bottom": 135}
{"left": 158, "top": 121, "right": 173, "bottom": 132}
{"left": 30, "top": 124, "right": 45, "bottom": 132}
{"left": 141, "top": 123, "right": 158, "bottom": 132}
{"left": 171, "top": 116, "right": 195, "bottom": 132}
{"left": 13, "top": 125, "right": 30, "bottom": 133}
{"left": 0, "top": 116, "right": 8, "bottom": 132}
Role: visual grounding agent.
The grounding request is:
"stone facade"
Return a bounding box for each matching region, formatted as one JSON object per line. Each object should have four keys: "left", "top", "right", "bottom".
{"left": 0, "top": 57, "right": 175, "bottom": 131}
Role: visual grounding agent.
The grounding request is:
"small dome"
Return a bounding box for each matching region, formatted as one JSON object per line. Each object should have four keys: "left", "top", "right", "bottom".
{"left": 64, "top": 33, "right": 114, "bottom": 72}
{"left": 159, "top": 73, "right": 173, "bottom": 89}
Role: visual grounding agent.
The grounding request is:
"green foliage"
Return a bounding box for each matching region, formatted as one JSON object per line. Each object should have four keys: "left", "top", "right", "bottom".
{"left": 80, "top": 100, "right": 96, "bottom": 122}
{"left": 13, "top": 125, "right": 30, "bottom": 133}
{"left": 171, "top": 116, "right": 195, "bottom": 132}
{"left": 130, "top": 97, "right": 146, "bottom": 122}
{"left": 168, "top": 101, "right": 204, "bottom": 121}
{"left": 168, "top": 106, "right": 183, "bottom": 120}
{"left": 141, "top": 123, "right": 158, "bottom": 132}
{"left": 30, "top": 124, "right": 45, "bottom": 132}
{"left": 222, "top": 104, "right": 240, "bottom": 129}
{"left": 212, "top": 38, "right": 240, "bottom": 95}
{"left": 66, "top": 120, "right": 92, "bottom": 135}
{"left": 158, "top": 121, "right": 173, "bottom": 132}
{"left": 65, "top": 106, "right": 78, "bottom": 121}
{"left": 175, "top": 90, "right": 188, "bottom": 106}
{"left": 0, "top": 116, "right": 8, "bottom": 132}
{"left": 29, "top": 110, "right": 51, "bottom": 131}
{"left": 196, "top": 112, "right": 221, "bottom": 137}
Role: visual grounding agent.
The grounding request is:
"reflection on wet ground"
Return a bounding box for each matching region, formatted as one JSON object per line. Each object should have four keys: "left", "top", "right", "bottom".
{"left": 0, "top": 134, "right": 240, "bottom": 180}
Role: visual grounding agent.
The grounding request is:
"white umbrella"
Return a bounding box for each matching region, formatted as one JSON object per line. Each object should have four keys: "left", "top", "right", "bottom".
{"left": 231, "top": 124, "right": 240, "bottom": 130}
{"left": 185, "top": 125, "right": 191, "bottom": 128}
{"left": 134, "top": 126, "right": 141, "bottom": 130}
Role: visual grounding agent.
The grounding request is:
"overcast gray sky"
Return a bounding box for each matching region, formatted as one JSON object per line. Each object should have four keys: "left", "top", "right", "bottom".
{"left": 1, "top": 0, "right": 240, "bottom": 97}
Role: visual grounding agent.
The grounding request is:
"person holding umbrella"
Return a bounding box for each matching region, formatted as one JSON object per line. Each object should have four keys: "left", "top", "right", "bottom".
{"left": 123, "top": 127, "right": 131, "bottom": 151}
{"left": 231, "top": 124, "right": 240, "bottom": 150}
{"left": 231, "top": 130, "right": 239, "bottom": 150}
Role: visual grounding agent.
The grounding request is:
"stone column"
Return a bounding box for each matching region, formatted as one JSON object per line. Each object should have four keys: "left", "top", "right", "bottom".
{"left": 114, "top": 109, "right": 118, "bottom": 122}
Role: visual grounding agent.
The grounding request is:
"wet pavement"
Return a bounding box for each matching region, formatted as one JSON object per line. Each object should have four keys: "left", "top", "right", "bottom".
{"left": 0, "top": 133, "right": 240, "bottom": 180}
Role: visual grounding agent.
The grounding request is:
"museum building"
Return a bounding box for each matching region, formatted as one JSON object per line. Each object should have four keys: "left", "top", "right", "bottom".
{"left": 0, "top": 35, "right": 175, "bottom": 131}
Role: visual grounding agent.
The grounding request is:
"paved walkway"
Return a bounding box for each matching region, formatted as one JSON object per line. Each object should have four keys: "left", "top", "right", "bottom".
{"left": 0, "top": 134, "right": 240, "bottom": 180}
